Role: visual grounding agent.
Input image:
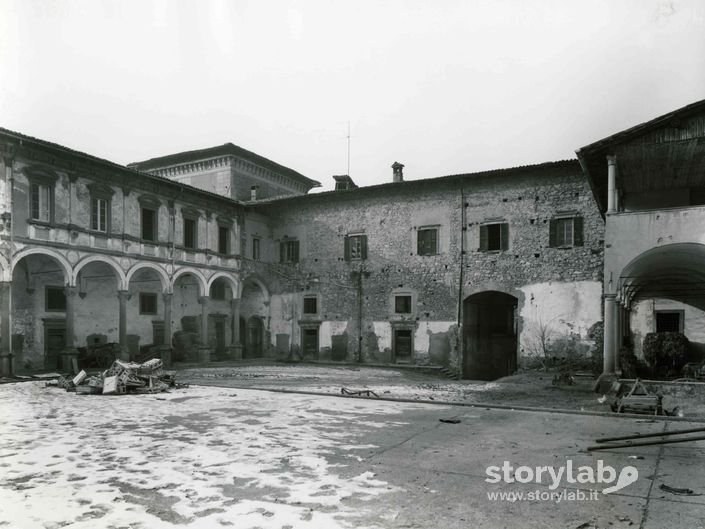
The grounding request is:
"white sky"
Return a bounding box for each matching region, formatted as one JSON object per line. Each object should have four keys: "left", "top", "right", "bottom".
{"left": 1, "top": 0, "right": 704, "bottom": 191}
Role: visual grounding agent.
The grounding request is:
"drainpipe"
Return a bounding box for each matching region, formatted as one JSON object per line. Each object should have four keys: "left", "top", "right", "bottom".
{"left": 456, "top": 187, "right": 465, "bottom": 375}
{"left": 357, "top": 264, "right": 363, "bottom": 363}
{"left": 5, "top": 148, "right": 15, "bottom": 375}
{"left": 607, "top": 155, "right": 617, "bottom": 213}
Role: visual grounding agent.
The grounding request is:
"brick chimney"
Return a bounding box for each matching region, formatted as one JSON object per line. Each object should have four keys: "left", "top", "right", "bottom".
{"left": 392, "top": 162, "right": 404, "bottom": 182}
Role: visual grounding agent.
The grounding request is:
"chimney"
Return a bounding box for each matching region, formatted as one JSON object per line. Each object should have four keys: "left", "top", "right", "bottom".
{"left": 250, "top": 185, "right": 259, "bottom": 201}
{"left": 392, "top": 162, "right": 404, "bottom": 182}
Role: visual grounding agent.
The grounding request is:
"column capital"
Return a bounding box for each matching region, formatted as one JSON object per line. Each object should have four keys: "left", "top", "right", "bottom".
{"left": 230, "top": 298, "right": 241, "bottom": 309}
{"left": 64, "top": 285, "right": 78, "bottom": 297}
{"left": 162, "top": 292, "right": 173, "bottom": 302}
{"left": 606, "top": 154, "right": 617, "bottom": 165}
{"left": 604, "top": 293, "right": 617, "bottom": 300}
{"left": 198, "top": 295, "right": 211, "bottom": 306}
{"left": 117, "top": 290, "right": 131, "bottom": 302}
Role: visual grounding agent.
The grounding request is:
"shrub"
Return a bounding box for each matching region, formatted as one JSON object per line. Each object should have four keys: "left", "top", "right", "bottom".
{"left": 642, "top": 332, "right": 689, "bottom": 377}
{"left": 588, "top": 321, "right": 604, "bottom": 375}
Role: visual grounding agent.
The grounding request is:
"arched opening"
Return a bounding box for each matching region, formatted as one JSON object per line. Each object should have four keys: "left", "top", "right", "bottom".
{"left": 127, "top": 268, "right": 166, "bottom": 360}
{"left": 463, "top": 291, "right": 518, "bottom": 380}
{"left": 246, "top": 316, "right": 264, "bottom": 358}
{"left": 208, "top": 277, "right": 234, "bottom": 358}
{"left": 172, "top": 272, "right": 202, "bottom": 361}
{"left": 619, "top": 243, "right": 705, "bottom": 362}
{"left": 75, "top": 260, "right": 121, "bottom": 367}
{"left": 240, "top": 276, "right": 269, "bottom": 358}
{"left": 11, "top": 252, "right": 70, "bottom": 371}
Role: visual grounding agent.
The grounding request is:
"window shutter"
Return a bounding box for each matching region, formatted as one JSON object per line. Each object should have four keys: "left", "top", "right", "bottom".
{"left": 279, "top": 242, "right": 285, "bottom": 263}
{"left": 361, "top": 235, "right": 368, "bottom": 260}
{"left": 416, "top": 231, "right": 423, "bottom": 255}
{"left": 293, "top": 240, "right": 300, "bottom": 262}
{"left": 430, "top": 229, "right": 437, "bottom": 254}
{"left": 573, "top": 216, "right": 584, "bottom": 246}
{"left": 91, "top": 199, "right": 97, "bottom": 230}
{"left": 479, "top": 225, "right": 488, "bottom": 251}
{"left": 344, "top": 236, "right": 350, "bottom": 261}
{"left": 549, "top": 219, "right": 557, "bottom": 247}
{"left": 30, "top": 184, "right": 39, "bottom": 219}
{"left": 500, "top": 223, "right": 509, "bottom": 251}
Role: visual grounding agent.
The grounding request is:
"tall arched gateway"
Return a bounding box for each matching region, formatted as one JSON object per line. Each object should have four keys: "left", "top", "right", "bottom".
{"left": 463, "top": 291, "right": 518, "bottom": 380}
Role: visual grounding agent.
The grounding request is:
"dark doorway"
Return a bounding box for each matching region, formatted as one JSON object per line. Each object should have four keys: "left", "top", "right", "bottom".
{"left": 463, "top": 291, "right": 518, "bottom": 380}
{"left": 44, "top": 319, "right": 66, "bottom": 370}
{"left": 393, "top": 328, "right": 413, "bottom": 363}
{"left": 302, "top": 328, "right": 319, "bottom": 358}
{"left": 214, "top": 318, "right": 226, "bottom": 355}
{"left": 246, "top": 316, "right": 263, "bottom": 358}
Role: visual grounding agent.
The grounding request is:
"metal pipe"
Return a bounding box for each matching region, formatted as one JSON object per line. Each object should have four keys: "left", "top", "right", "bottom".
{"left": 595, "top": 426, "right": 705, "bottom": 444}
{"left": 587, "top": 434, "right": 705, "bottom": 451}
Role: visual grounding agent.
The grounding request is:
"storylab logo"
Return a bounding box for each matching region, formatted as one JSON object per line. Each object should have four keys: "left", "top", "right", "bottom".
{"left": 485, "top": 460, "right": 639, "bottom": 502}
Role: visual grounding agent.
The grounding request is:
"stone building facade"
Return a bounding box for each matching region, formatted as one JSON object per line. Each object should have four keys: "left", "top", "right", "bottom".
{"left": 0, "top": 124, "right": 606, "bottom": 380}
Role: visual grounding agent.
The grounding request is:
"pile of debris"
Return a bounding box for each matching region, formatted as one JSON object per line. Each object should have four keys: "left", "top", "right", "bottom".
{"left": 50, "top": 358, "right": 185, "bottom": 395}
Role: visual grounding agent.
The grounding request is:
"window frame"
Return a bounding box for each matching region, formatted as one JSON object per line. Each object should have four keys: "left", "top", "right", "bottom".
{"left": 655, "top": 310, "right": 684, "bottom": 333}
{"left": 87, "top": 182, "right": 114, "bottom": 235}
{"left": 138, "top": 195, "right": 161, "bottom": 243}
{"left": 217, "top": 225, "right": 230, "bottom": 255}
{"left": 252, "top": 237, "right": 261, "bottom": 261}
{"left": 417, "top": 226, "right": 439, "bottom": 256}
{"left": 183, "top": 216, "right": 198, "bottom": 249}
{"left": 280, "top": 239, "right": 300, "bottom": 263}
{"left": 549, "top": 214, "right": 584, "bottom": 249}
{"left": 303, "top": 295, "right": 318, "bottom": 316}
{"left": 139, "top": 292, "right": 158, "bottom": 315}
{"left": 30, "top": 182, "right": 53, "bottom": 223}
{"left": 479, "top": 222, "right": 509, "bottom": 252}
{"left": 394, "top": 295, "right": 412, "bottom": 314}
{"left": 344, "top": 233, "right": 368, "bottom": 261}
{"left": 24, "top": 167, "right": 58, "bottom": 225}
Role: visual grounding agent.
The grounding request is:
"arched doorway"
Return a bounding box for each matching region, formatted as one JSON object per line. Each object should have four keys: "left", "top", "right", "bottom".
{"left": 246, "top": 316, "right": 264, "bottom": 358}
{"left": 463, "top": 291, "right": 518, "bottom": 380}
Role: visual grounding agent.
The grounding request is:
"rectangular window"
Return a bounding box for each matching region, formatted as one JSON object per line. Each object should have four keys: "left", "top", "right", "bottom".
{"left": 549, "top": 216, "right": 583, "bottom": 248}
{"left": 280, "top": 240, "right": 300, "bottom": 263}
{"left": 252, "top": 238, "right": 260, "bottom": 260}
{"left": 139, "top": 293, "right": 158, "bottom": 315}
{"left": 183, "top": 217, "right": 197, "bottom": 249}
{"left": 656, "top": 311, "right": 683, "bottom": 333}
{"left": 91, "top": 197, "right": 108, "bottom": 232}
{"left": 45, "top": 286, "right": 66, "bottom": 312}
{"left": 303, "top": 296, "right": 318, "bottom": 315}
{"left": 395, "top": 295, "right": 412, "bottom": 314}
{"left": 479, "top": 223, "right": 509, "bottom": 252}
{"left": 218, "top": 226, "right": 229, "bottom": 254}
{"left": 30, "top": 183, "right": 51, "bottom": 222}
{"left": 344, "top": 234, "right": 368, "bottom": 261}
{"left": 141, "top": 208, "right": 157, "bottom": 241}
{"left": 417, "top": 227, "right": 439, "bottom": 255}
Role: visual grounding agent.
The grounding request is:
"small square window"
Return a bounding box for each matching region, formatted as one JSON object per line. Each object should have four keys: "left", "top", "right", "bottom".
{"left": 550, "top": 216, "right": 583, "bottom": 248}
{"left": 395, "top": 295, "right": 412, "bottom": 314}
{"left": 46, "top": 286, "right": 66, "bottom": 312}
{"left": 344, "top": 234, "right": 367, "bottom": 261}
{"left": 139, "top": 293, "right": 158, "bottom": 315}
{"left": 656, "top": 311, "right": 683, "bottom": 333}
{"left": 303, "top": 296, "right": 318, "bottom": 314}
{"left": 417, "top": 227, "right": 439, "bottom": 255}
{"left": 480, "top": 223, "right": 509, "bottom": 252}
{"left": 280, "top": 240, "right": 300, "bottom": 263}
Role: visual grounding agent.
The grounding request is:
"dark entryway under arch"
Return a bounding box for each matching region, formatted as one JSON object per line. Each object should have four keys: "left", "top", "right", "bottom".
{"left": 463, "top": 291, "right": 518, "bottom": 380}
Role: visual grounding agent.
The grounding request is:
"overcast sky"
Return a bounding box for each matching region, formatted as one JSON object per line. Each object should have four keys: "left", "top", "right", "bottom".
{"left": 1, "top": 0, "right": 704, "bottom": 191}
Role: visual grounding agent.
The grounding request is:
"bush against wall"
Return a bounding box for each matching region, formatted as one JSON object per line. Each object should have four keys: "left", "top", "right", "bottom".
{"left": 642, "top": 332, "right": 689, "bottom": 377}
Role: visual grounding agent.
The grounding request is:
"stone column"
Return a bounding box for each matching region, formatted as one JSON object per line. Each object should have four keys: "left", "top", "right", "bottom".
{"left": 603, "top": 294, "right": 617, "bottom": 375}
{"left": 160, "top": 292, "right": 173, "bottom": 367}
{"left": 228, "top": 298, "right": 243, "bottom": 360}
{"left": 61, "top": 286, "right": 80, "bottom": 372}
{"left": 607, "top": 155, "right": 617, "bottom": 213}
{"left": 198, "top": 295, "right": 212, "bottom": 363}
{"left": 0, "top": 282, "right": 12, "bottom": 376}
{"left": 117, "top": 290, "right": 130, "bottom": 361}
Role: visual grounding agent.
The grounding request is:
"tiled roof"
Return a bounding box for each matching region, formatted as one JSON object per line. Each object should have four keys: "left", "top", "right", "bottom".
{"left": 128, "top": 143, "right": 320, "bottom": 189}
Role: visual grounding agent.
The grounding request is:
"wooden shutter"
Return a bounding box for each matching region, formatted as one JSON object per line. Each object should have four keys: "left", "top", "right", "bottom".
{"left": 292, "top": 240, "right": 300, "bottom": 262}
{"left": 479, "top": 225, "right": 488, "bottom": 251}
{"left": 344, "top": 236, "right": 350, "bottom": 261}
{"left": 360, "top": 235, "right": 368, "bottom": 260}
{"left": 500, "top": 223, "right": 509, "bottom": 251}
{"left": 573, "top": 216, "right": 584, "bottom": 246}
{"left": 549, "top": 219, "right": 557, "bottom": 247}
{"left": 430, "top": 228, "right": 437, "bottom": 254}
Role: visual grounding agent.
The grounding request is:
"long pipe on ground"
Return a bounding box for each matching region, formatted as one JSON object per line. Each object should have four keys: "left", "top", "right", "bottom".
{"left": 595, "top": 426, "right": 705, "bottom": 444}
{"left": 587, "top": 434, "right": 705, "bottom": 451}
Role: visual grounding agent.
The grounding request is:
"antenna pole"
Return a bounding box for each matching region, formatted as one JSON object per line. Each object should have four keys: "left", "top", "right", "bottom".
{"left": 347, "top": 121, "right": 351, "bottom": 176}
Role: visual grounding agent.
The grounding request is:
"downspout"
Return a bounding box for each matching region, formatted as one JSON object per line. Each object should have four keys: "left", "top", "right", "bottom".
{"left": 456, "top": 187, "right": 465, "bottom": 376}
{"left": 6, "top": 149, "right": 15, "bottom": 371}
{"left": 357, "top": 263, "right": 363, "bottom": 363}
